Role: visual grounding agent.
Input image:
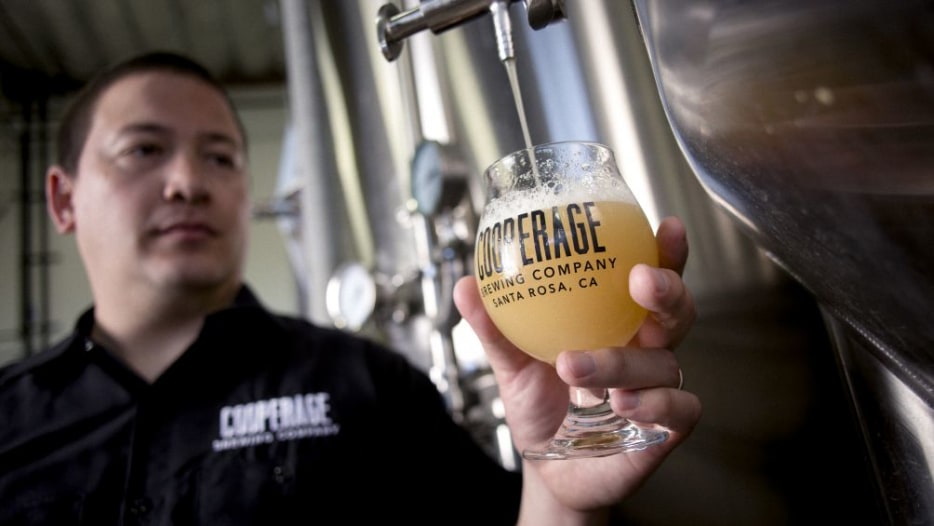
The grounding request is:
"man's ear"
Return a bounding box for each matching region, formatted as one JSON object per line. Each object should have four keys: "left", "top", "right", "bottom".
{"left": 46, "top": 166, "right": 76, "bottom": 233}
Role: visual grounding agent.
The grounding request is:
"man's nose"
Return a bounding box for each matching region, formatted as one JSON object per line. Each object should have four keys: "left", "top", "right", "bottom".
{"left": 163, "top": 153, "right": 209, "bottom": 203}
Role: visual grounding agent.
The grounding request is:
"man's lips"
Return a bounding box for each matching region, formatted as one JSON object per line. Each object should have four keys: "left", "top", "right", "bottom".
{"left": 155, "top": 222, "right": 218, "bottom": 237}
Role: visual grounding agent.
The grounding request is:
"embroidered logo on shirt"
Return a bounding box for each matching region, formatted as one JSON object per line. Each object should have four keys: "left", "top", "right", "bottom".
{"left": 212, "top": 392, "right": 340, "bottom": 451}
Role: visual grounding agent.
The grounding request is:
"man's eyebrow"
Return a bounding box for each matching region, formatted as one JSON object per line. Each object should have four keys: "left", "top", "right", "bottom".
{"left": 200, "top": 132, "right": 242, "bottom": 148}
{"left": 116, "top": 123, "right": 241, "bottom": 148}
{"left": 118, "top": 122, "right": 170, "bottom": 136}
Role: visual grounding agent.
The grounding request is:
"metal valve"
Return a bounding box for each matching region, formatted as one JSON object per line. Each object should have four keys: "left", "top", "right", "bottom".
{"left": 376, "top": 0, "right": 566, "bottom": 62}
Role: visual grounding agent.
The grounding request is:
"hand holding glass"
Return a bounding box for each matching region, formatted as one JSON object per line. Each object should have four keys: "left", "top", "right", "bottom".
{"left": 474, "top": 141, "right": 668, "bottom": 460}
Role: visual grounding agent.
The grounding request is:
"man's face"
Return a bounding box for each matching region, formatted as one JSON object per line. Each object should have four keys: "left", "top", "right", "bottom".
{"left": 56, "top": 71, "right": 250, "bottom": 297}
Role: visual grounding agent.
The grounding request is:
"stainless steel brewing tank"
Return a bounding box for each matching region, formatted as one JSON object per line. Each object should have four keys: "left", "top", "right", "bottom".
{"left": 630, "top": 0, "right": 934, "bottom": 524}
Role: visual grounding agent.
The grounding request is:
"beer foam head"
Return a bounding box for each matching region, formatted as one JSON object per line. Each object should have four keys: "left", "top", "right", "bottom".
{"left": 479, "top": 176, "right": 638, "bottom": 228}
{"left": 480, "top": 141, "right": 642, "bottom": 227}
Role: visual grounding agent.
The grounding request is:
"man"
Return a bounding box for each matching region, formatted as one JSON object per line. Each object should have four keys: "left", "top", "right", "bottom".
{"left": 0, "top": 52, "right": 700, "bottom": 525}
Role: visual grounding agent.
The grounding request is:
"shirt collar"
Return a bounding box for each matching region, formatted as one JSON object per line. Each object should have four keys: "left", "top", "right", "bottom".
{"left": 71, "top": 283, "right": 268, "bottom": 343}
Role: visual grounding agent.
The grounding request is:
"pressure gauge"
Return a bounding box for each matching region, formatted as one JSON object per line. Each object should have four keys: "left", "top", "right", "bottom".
{"left": 410, "top": 140, "right": 469, "bottom": 215}
{"left": 411, "top": 140, "right": 445, "bottom": 215}
{"left": 325, "top": 261, "right": 377, "bottom": 332}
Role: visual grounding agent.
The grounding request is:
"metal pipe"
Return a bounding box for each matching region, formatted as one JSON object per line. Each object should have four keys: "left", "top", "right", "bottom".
{"left": 279, "top": 0, "right": 339, "bottom": 323}
{"left": 376, "top": 0, "right": 565, "bottom": 61}
{"left": 489, "top": 0, "right": 514, "bottom": 61}
{"left": 37, "top": 95, "right": 50, "bottom": 350}
{"left": 18, "top": 101, "right": 32, "bottom": 358}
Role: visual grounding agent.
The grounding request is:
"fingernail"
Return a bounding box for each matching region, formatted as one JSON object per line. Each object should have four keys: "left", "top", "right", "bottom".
{"left": 565, "top": 351, "right": 596, "bottom": 378}
{"left": 616, "top": 391, "right": 640, "bottom": 411}
{"left": 654, "top": 270, "right": 670, "bottom": 295}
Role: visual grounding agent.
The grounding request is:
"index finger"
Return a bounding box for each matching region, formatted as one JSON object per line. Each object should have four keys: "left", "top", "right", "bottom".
{"left": 656, "top": 216, "right": 688, "bottom": 276}
{"left": 452, "top": 275, "right": 536, "bottom": 374}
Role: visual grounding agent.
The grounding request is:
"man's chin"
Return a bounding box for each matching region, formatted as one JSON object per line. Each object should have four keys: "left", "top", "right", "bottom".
{"left": 155, "top": 268, "right": 235, "bottom": 292}
{"left": 144, "top": 256, "right": 241, "bottom": 293}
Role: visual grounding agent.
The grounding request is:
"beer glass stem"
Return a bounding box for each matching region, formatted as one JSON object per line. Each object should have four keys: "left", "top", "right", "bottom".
{"left": 520, "top": 386, "right": 669, "bottom": 460}
{"left": 571, "top": 386, "right": 609, "bottom": 410}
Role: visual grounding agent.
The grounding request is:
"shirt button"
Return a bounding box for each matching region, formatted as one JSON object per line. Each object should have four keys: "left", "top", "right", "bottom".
{"left": 273, "top": 465, "right": 286, "bottom": 484}
{"left": 128, "top": 497, "right": 152, "bottom": 516}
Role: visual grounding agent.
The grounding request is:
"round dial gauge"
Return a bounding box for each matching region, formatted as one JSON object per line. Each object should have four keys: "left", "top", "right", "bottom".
{"left": 325, "top": 262, "right": 377, "bottom": 332}
{"left": 411, "top": 140, "right": 445, "bottom": 215}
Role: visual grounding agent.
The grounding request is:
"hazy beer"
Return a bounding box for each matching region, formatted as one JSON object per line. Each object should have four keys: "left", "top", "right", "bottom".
{"left": 475, "top": 162, "right": 658, "bottom": 364}
{"left": 474, "top": 141, "right": 669, "bottom": 459}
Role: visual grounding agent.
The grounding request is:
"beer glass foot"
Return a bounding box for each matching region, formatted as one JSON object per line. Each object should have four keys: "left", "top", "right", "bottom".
{"left": 522, "top": 396, "right": 669, "bottom": 460}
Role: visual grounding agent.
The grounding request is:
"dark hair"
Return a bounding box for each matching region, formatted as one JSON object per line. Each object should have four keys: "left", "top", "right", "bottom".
{"left": 56, "top": 51, "right": 247, "bottom": 173}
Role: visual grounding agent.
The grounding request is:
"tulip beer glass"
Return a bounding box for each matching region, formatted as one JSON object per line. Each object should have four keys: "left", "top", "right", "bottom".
{"left": 474, "top": 141, "right": 668, "bottom": 460}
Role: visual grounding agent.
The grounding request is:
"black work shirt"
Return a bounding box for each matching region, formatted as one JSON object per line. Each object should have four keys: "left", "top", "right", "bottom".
{"left": 0, "top": 286, "right": 521, "bottom": 525}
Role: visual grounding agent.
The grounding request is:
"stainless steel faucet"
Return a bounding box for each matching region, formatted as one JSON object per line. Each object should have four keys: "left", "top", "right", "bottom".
{"left": 376, "top": 0, "right": 566, "bottom": 62}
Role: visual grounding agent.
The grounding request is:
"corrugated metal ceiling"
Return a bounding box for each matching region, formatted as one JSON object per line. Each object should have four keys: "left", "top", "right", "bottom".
{"left": 0, "top": 0, "right": 288, "bottom": 101}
